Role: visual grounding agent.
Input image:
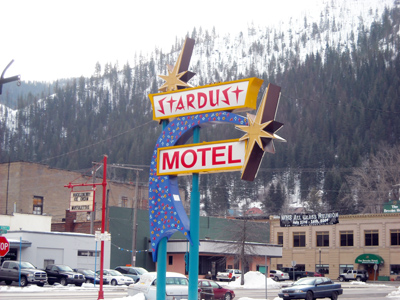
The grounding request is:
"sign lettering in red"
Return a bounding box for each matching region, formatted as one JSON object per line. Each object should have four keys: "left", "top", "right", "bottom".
{"left": 0, "top": 236, "right": 10, "bottom": 257}
{"left": 157, "top": 140, "right": 245, "bottom": 176}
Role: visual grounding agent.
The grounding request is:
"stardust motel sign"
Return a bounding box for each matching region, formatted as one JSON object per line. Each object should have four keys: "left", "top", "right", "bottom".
{"left": 149, "top": 77, "right": 263, "bottom": 121}
{"left": 157, "top": 139, "right": 246, "bottom": 176}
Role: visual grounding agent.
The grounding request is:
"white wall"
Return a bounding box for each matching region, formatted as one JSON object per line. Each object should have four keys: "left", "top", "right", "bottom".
{"left": 4, "top": 231, "right": 110, "bottom": 270}
{"left": 0, "top": 213, "right": 52, "bottom": 231}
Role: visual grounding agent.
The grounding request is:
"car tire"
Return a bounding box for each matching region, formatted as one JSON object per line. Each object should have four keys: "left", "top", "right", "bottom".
{"left": 356, "top": 276, "right": 361, "bottom": 281}
{"left": 86, "top": 279, "right": 92, "bottom": 284}
{"left": 60, "top": 277, "right": 67, "bottom": 286}
{"left": 111, "top": 279, "right": 117, "bottom": 286}
{"left": 37, "top": 283, "right": 44, "bottom": 287}
{"left": 339, "top": 276, "right": 344, "bottom": 282}
{"left": 274, "top": 276, "right": 279, "bottom": 281}
{"left": 4, "top": 280, "right": 12, "bottom": 285}
{"left": 224, "top": 292, "right": 232, "bottom": 300}
{"left": 331, "top": 291, "right": 338, "bottom": 300}
{"left": 75, "top": 283, "right": 83, "bottom": 287}
{"left": 306, "top": 291, "right": 314, "bottom": 300}
{"left": 20, "top": 276, "right": 28, "bottom": 287}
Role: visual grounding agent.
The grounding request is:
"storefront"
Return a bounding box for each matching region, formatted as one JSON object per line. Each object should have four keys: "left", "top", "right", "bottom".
{"left": 355, "top": 254, "right": 384, "bottom": 280}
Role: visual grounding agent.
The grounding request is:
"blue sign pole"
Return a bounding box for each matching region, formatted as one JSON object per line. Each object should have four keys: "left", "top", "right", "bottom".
{"left": 156, "top": 119, "right": 169, "bottom": 300}
{"left": 188, "top": 126, "right": 200, "bottom": 300}
{"left": 19, "top": 237, "right": 22, "bottom": 287}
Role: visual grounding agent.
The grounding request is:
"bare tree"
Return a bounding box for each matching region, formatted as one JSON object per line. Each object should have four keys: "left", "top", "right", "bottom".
{"left": 218, "top": 216, "right": 269, "bottom": 285}
{"left": 344, "top": 144, "right": 400, "bottom": 213}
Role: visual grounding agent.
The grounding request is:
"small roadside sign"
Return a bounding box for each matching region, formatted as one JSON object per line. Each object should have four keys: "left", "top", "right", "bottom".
{"left": 0, "top": 226, "right": 10, "bottom": 230}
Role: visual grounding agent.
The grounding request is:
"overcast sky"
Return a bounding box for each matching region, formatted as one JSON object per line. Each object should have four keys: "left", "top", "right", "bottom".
{"left": 1, "top": 0, "right": 320, "bottom": 82}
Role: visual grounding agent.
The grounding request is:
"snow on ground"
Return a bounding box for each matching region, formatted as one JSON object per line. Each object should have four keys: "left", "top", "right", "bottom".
{"left": 387, "top": 286, "right": 400, "bottom": 298}
{"left": 1, "top": 272, "right": 399, "bottom": 300}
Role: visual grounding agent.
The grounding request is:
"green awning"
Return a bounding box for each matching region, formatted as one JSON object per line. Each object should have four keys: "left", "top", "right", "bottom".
{"left": 355, "top": 254, "right": 384, "bottom": 264}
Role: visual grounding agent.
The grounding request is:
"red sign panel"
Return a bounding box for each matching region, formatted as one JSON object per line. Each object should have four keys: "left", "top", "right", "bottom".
{"left": 157, "top": 139, "right": 246, "bottom": 176}
{"left": 0, "top": 236, "right": 10, "bottom": 257}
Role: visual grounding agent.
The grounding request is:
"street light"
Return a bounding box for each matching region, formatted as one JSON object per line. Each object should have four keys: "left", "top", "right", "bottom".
{"left": 319, "top": 248, "right": 321, "bottom": 273}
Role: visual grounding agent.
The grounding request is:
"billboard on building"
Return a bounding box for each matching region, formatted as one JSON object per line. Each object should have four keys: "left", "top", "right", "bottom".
{"left": 69, "top": 190, "right": 95, "bottom": 212}
{"left": 280, "top": 212, "right": 339, "bottom": 227}
{"left": 383, "top": 200, "right": 400, "bottom": 213}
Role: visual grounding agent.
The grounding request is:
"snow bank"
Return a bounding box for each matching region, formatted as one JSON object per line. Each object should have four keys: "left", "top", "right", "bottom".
{"left": 225, "top": 271, "right": 281, "bottom": 289}
{"left": 387, "top": 286, "right": 400, "bottom": 298}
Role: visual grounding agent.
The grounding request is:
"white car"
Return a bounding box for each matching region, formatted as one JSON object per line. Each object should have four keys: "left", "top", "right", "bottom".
{"left": 216, "top": 269, "right": 242, "bottom": 282}
{"left": 96, "top": 269, "right": 134, "bottom": 286}
{"left": 270, "top": 269, "right": 290, "bottom": 281}
{"left": 128, "top": 271, "right": 189, "bottom": 300}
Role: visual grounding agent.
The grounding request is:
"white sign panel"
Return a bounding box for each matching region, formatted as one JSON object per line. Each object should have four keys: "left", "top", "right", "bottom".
{"left": 157, "top": 140, "right": 246, "bottom": 176}
{"left": 70, "top": 190, "right": 94, "bottom": 212}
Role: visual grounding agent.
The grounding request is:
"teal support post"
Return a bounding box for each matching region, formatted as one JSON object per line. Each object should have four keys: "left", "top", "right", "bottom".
{"left": 188, "top": 126, "right": 200, "bottom": 300}
{"left": 156, "top": 237, "right": 168, "bottom": 300}
{"left": 156, "top": 119, "right": 170, "bottom": 300}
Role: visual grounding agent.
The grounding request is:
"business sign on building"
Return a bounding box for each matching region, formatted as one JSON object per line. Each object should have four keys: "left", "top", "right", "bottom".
{"left": 280, "top": 212, "right": 339, "bottom": 227}
{"left": 383, "top": 200, "right": 400, "bottom": 213}
{"left": 157, "top": 139, "right": 246, "bottom": 176}
{"left": 149, "top": 78, "right": 263, "bottom": 120}
{"left": 69, "top": 190, "right": 95, "bottom": 212}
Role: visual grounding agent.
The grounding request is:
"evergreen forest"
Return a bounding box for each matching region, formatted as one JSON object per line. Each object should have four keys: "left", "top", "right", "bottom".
{"left": 1, "top": 5, "right": 400, "bottom": 217}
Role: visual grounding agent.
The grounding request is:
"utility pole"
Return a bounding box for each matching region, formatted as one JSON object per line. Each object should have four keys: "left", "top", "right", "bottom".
{"left": 107, "top": 164, "right": 143, "bottom": 266}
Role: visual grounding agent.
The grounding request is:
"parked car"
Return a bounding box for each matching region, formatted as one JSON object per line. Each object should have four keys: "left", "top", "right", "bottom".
{"left": 280, "top": 267, "right": 315, "bottom": 281}
{"left": 73, "top": 268, "right": 108, "bottom": 284}
{"left": 128, "top": 271, "right": 190, "bottom": 300}
{"left": 114, "top": 266, "right": 148, "bottom": 283}
{"left": 216, "top": 269, "right": 242, "bottom": 282}
{"left": 44, "top": 264, "right": 85, "bottom": 286}
{"left": 96, "top": 269, "right": 134, "bottom": 286}
{"left": 270, "top": 270, "right": 290, "bottom": 281}
{"left": 338, "top": 269, "right": 368, "bottom": 282}
{"left": 0, "top": 260, "right": 47, "bottom": 287}
{"left": 278, "top": 277, "right": 343, "bottom": 300}
{"left": 313, "top": 271, "right": 324, "bottom": 277}
{"left": 199, "top": 279, "right": 235, "bottom": 300}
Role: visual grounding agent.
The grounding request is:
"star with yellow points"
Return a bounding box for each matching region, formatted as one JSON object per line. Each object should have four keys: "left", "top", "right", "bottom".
{"left": 158, "top": 38, "right": 196, "bottom": 92}
{"left": 235, "top": 83, "right": 286, "bottom": 181}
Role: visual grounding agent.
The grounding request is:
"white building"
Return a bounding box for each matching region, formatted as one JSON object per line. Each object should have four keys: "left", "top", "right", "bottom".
{"left": 0, "top": 214, "right": 111, "bottom": 270}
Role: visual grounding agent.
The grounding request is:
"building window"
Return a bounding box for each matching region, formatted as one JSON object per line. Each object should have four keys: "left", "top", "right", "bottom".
{"left": 293, "top": 232, "right": 306, "bottom": 247}
{"left": 121, "top": 196, "right": 128, "bottom": 207}
{"left": 277, "top": 232, "right": 283, "bottom": 245}
{"left": 168, "top": 255, "right": 173, "bottom": 265}
{"left": 391, "top": 229, "right": 400, "bottom": 246}
{"left": 339, "top": 264, "right": 354, "bottom": 274}
{"left": 43, "top": 259, "right": 54, "bottom": 268}
{"left": 33, "top": 196, "right": 44, "bottom": 215}
{"left": 78, "top": 250, "right": 100, "bottom": 257}
{"left": 316, "top": 232, "right": 329, "bottom": 247}
{"left": 365, "top": 230, "right": 379, "bottom": 246}
{"left": 277, "top": 264, "right": 283, "bottom": 271}
{"left": 315, "top": 264, "right": 329, "bottom": 275}
{"left": 390, "top": 265, "right": 400, "bottom": 275}
{"left": 340, "top": 231, "right": 354, "bottom": 247}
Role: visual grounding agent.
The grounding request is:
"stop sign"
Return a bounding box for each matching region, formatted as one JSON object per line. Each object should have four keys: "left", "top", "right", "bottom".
{"left": 0, "top": 236, "right": 10, "bottom": 257}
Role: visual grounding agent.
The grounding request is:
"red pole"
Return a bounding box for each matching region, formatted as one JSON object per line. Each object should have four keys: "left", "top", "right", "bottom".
{"left": 98, "top": 155, "right": 107, "bottom": 300}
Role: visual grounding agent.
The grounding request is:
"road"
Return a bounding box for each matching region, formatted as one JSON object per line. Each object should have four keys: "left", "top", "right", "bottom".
{"left": 0, "top": 281, "right": 399, "bottom": 300}
{"left": 233, "top": 282, "right": 400, "bottom": 299}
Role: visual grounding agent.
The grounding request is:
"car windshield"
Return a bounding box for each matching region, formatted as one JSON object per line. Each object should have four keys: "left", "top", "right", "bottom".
{"left": 293, "top": 278, "right": 316, "bottom": 286}
{"left": 154, "top": 277, "right": 188, "bottom": 286}
{"left": 58, "top": 265, "right": 73, "bottom": 272}
{"left": 20, "top": 262, "right": 35, "bottom": 269}
{"left": 109, "top": 270, "right": 122, "bottom": 276}
{"left": 83, "top": 270, "right": 95, "bottom": 276}
{"left": 135, "top": 267, "right": 148, "bottom": 275}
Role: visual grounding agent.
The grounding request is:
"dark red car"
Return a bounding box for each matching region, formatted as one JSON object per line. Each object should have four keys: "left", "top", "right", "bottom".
{"left": 198, "top": 279, "right": 235, "bottom": 300}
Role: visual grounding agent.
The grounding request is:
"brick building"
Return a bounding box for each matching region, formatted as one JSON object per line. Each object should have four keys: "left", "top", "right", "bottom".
{"left": 269, "top": 213, "right": 400, "bottom": 281}
{"left": 0, "top": 161, "right": 155, "bottom": 224}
